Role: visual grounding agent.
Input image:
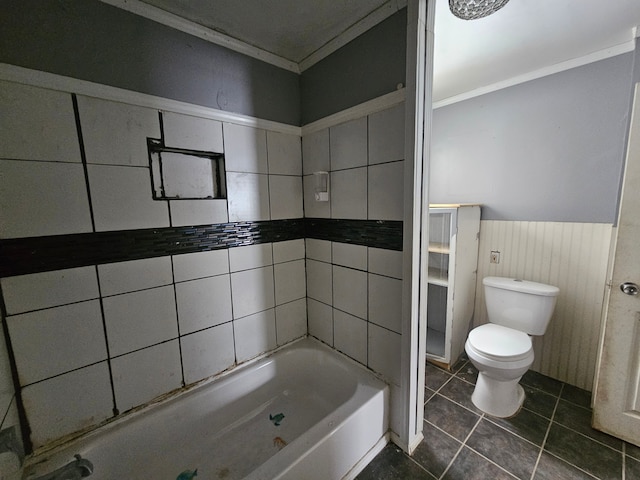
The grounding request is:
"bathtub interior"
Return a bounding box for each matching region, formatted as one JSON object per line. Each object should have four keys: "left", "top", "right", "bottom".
{"left": 22, "top": 337, "right": 388, "bottom": 480}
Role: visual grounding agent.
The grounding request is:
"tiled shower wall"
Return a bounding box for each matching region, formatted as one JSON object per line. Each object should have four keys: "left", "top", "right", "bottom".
{"left": 302, "top": 102, "right": 406, "bottom": 426}
{"left": 0, "top": 80, "right": 306, "bottom": 449}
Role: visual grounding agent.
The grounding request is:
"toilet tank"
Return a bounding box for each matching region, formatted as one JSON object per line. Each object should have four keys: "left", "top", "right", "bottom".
{"left": 483, "top": 277, "right": 559, "bottom": 336}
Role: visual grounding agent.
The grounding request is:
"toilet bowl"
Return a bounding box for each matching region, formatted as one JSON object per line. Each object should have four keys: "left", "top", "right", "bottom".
{"left": 465, "top": 277, "right": 559, "bottom": 418}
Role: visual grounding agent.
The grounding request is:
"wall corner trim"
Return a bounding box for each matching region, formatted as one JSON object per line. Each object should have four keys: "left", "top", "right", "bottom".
{"left": 0, "top": 63, "right": 301, "bottom": 136}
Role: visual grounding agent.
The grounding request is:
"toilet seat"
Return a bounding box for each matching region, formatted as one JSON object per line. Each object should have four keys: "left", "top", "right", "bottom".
{"left": 467, "top": 324, "right": 532, "bottom": 361}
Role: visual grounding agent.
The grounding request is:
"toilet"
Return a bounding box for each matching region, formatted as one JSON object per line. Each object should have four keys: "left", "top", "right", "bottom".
{"left": 465, "top": 276, "right": 559, "bottom": 417}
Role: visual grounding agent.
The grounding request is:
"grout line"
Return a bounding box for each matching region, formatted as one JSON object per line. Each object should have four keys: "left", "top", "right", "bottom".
{"left": 529, "top": 382, "right": 564, "bottom": 480}
{"left": 170, "top": 256, "right": 186, "bottom": 388}
{"left": 438, "top": 414, "right": 485, "bottom": 480}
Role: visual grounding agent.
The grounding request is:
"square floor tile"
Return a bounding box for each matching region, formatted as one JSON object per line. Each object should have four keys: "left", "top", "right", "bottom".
{"left": 425, "top": 363, "right": 453, "bottom": 391}
{"left": 413, "top": 422, "right": 461, "bottom": 478}
{"left": 521, "top": 370, "right": 563, "bottom": 396}
{"left": 356, "top": 443, "right": 435, "bottom": 480}
{"left": 533, "top": 452, "right": 599, "bottom": 480}
{"left": 442, "top": 447, "right": 516, "bottom": 480}
{"left": 438, "top": 376, "right": 481, "bottom": 413}
{"left": 553, "top": 400, "right": 622, "bottom": 450}
{"left": 488, "top": 407, "right": 551, "bottom": 446}
{"left": 423, "top": 394, "right": 480, "bottom": 441}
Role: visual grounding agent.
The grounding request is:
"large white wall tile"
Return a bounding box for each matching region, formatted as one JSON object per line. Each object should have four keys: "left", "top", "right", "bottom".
{"left": 22, "top": 362, "right": 113, "bottom": 449}
{"left": 162, "top": 112, "right": 223, "bottom": 152}
{"left": 368, "top": 248, "right": 403, "bottom": 279}
{"left": 1, "top": 267, "right": 98, "bottom": 315}
{"left": 273, "top": 239, "right": 305, "bottom": 264}
{"left": 230, "top": 266, "right": 275, "bottom": 319}
{"left": 103, "top": 286, "right": 178, "bottom": 356}
{"left": 302, "top": 129, "right": 330, "bottom": 175}
{"left": 334, "top": 309, "right": 367, "bottom": 365}
{"left": 111, "top": 340, "right": 182, "bottom": 413}
{"left": 330, "top": 117, "right": 367, "bottom": 171}
{"left": 0, "top": 81, "right": 80, "bottom": 163}
{"left": 305, "top": 239, "right": 332, "bottom": 262}
{"left": 0, "top": 160, "right": 92, "bottom": 238}
{"left": 306, "top": 259, "right": 332, "bottom": 305}
{"left": 307, "top": 299, "right": 333, "bottom": 346}
{"left": 88, "top": 164, "right": 169, "bottom": 231}
{"left": 224, "top": 123, "right": 268, "bottom": 173}
{"left": 234, "top": 309, "right": 276, "bottom": 362}
{"left": 267, "top": 131, "right": 302, "bottom": 175}
{"left": 176, "top": 275, "right": 232, "bottom": 334}
{"left": 270, "top": 175, "right": 303, "bottom": 220}
{"left": 274, "top": 260, "right": 306, "bottom": 305}
{"left": 170, "top": 199, "right": 228, "bottom": 227}
{"left": 333, "top": 266, "right": 367, "bottom": 319}
{"left": 275, "top": 299, "right": 307, "bottom": 346}
{"left": 98, "top": 257, "right": 172, "bottom": 297}
{"left": 331, "top": 167, "right": 367, "bottom": 219}
{"left": 368, "top": 324, "right": 401, "bottom": 386}
{"left": 332, "top": 243, "right": 367, "bottom": 270}
{"left": 229, "top": 243, "right": 273, "bottom": 272}
{"left": 368, "top": 161, "right": 404, "bottom": 221}
{"left": 368, "top": 274, "right": 403, "bottom": 333}
{"left": 77, "top": 96, "right": 160, "bottom": 167}
{"left": 368, "top": 103, "right": 405, "bottom": 165}
{"left": 173, "top": 250, "right": 229, "bottom": 282}
{"left": 181, "top": 323, "right": 235, "bottom": 384}
{"left": 226, "top": 172, "right": 270, "bottom": 221}
{"left": 303, "top": 175, "right": 331, "bottom": 218}
{"left": 7, "top": 300, "right": 107, "bottom": 386}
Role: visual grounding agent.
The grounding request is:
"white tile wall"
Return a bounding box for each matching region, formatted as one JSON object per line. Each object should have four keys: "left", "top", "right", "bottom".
{"left": 331, "top": 167, "right": 367, "bottom": 219}
{"left": 88, "top": 164, "right": 170, "bottom": 231}
{"left": 173, "top": 249, "right": 230, "bottom": 282}
{"left": 226, "top": 172, "right": 270, "bottom": 221}
{"left": 0, "top": 160, "right": 93, "bottom": 238}
{"left": 332, "top": 243, "right": 367, "bottom": 270}
{"left": 224, "top": 124, "right": 268, "bottom": 173}
{"left": 234, "top": 309, "right": 277, "bottom": 362}
{"left": 368, "top": 323, "right": 401, "bottom": 386}
{"left": 230, "top": 266, "right": 275, "bottom": 318}
{"left": 7, "top": 300, "right": 107, "bottom": 386}
{"left": 305, "top": 239, "right": 332, "bottom": 262}
{"left": 22, "top": 362, "right": 113, "bottom": 449}
{"left": 0, "top": 81, "right": 80, "bottom": 163}
{"left": 180, "top": 323, "right": 235, "bottom": 384}
{"left": 306, "top": 259, "right": 333, "bottom": 305}
{"left": 368, "top": 161, "right": 404, "bottom": 221}
{"left": 368, "top": 274, "right": 403, "bottom": 333}
{"left": 267, "top": 131, "right": 302, "bottom": 175}
{"left": 303, "top": 174, "right": 331, "bottom": 218}
{"left": 175, "top": 275, "right": 232, "bottom": 334}
{"left": 103, "top": 285, "right": 178, "bottom": 356}
{"left": 98, "top": 257, "right": 173, "bottom": 297}
{"left": 330, "top": 118, "right": 367, "bottom": 170}
{"left": 77, "top": 96, "right": 160, "bottom": 167}
{"left": 269, "top": 175, "right": 303, "bottom": 220}
{"left": 229, "top": 243, "right": 273, "bottom": 272}
{"left": 302, "top": 129, "right": 330, "bottom": 175}
{"left": 1, "top": 267, "right": 99, "bottom": 315}
{"left": 368, "top": 103, "right": 405, "bottom": 165}
{"left": 111, "top": 340, "right": 182, "bottom": 412}
{"left": 333, "top": 309, "right": 367, "bottom": 364}
{"left": 273, "top": 239, "right": 305, "bottom": 264}
{"left": 170, "top": 199, "right": 229, "bottom": 227}
{"left": 274, "top": 260, "right": 306, "bottom": 305}
{"left": 368, "top": 248, "right": 403, "bottom": 279}
{"left": 333, "top": 266, "right": 367, "bottom": 320}
{"left": 162, "top": 112, "right": 224, "bottom": 152}
{"left": 275, "top": 299, "right": 307, "bottom": 346}
{"left": 307, "top": 299, "right": 333, "bottom": 346}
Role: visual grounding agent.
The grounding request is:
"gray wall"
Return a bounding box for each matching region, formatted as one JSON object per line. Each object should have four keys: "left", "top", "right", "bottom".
{"left": 300, "top": 9, "right": 407, "bottom": 125}
{"left": 431, "top": 52, "right": 635, "bottom": 223}
{"left": 0, "top": 0, "right": 300, "bottom": 125}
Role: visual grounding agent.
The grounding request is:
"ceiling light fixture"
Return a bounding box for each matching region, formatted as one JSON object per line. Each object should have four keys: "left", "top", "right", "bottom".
{"left": 449, "top": 0, "right": 510, "bottom": 20}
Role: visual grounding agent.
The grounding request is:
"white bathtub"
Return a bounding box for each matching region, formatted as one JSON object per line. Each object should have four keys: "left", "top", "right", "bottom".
{"left": 23, "top": 337, "right": 389, "bottom": 480}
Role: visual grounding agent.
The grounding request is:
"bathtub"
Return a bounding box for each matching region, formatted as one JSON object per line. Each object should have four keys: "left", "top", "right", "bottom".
{"left": 23, "top": 337, "right": 389, "bottom": 480}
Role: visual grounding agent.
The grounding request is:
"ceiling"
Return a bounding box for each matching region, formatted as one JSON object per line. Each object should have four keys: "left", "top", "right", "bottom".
{"left": 128, "top": 0, "right": 640, "bottom": 104}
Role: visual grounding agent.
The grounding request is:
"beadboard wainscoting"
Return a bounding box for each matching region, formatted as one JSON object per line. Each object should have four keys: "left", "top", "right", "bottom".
{"left": 474, "top": 220, "right": 613, "bottom": 391}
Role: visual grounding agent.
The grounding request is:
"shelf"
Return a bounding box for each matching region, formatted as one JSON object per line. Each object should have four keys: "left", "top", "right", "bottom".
{"left": 428, "top": 268, "right": 449, "bottom": 287}
{"left": 428, "top": 242, "right": 450, "bottom": 254}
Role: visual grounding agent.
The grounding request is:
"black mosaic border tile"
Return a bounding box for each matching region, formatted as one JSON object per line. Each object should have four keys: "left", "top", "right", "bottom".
{"left": 305, "top": 218, "right": 403, "bottom": 251}
{"left": 0, "top": 218, "right": 403, "bottom": 278}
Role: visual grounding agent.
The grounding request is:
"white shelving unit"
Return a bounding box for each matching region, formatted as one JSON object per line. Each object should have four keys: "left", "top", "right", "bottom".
{"left": 426, "top": 204, "right": 481, "bottom": 369}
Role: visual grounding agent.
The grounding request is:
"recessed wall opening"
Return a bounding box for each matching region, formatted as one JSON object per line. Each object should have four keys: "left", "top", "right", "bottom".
{"left": 148, "top": 138, "right": 226, "bottom": 200}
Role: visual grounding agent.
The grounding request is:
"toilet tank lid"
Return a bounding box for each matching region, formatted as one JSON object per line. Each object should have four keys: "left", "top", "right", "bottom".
{"left": 483, "top": 277, "right": 559, "bottom": 296}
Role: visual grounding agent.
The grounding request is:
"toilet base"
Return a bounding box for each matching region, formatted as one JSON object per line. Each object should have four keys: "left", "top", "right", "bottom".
{"left": 471, "top": 372, "right": 525, "bottom": 418}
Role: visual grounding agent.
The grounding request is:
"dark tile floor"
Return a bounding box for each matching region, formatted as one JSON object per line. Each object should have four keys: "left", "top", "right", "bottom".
{"left": 357, "top": 357, "right": 640, "bottom": 480}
